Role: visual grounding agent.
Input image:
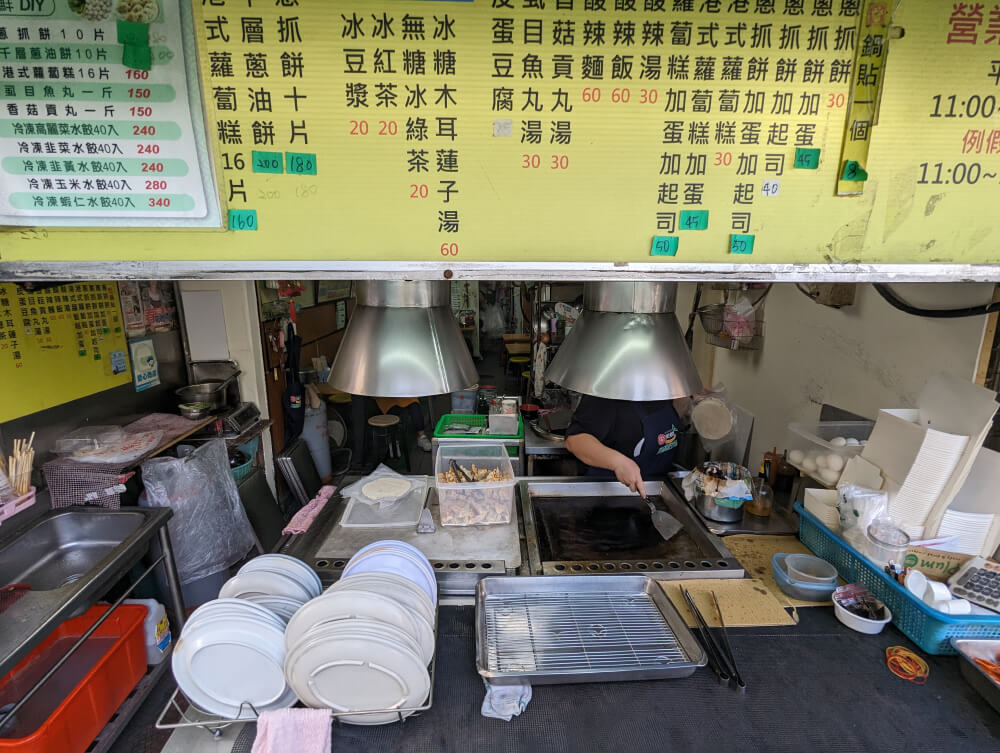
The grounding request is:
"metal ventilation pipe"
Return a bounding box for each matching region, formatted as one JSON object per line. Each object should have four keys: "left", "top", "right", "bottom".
{"left": 545, "top": 281, "right": 703, "bottom": 401}
{"left": 328, "top": 281, "right": 478, "bottom": 397}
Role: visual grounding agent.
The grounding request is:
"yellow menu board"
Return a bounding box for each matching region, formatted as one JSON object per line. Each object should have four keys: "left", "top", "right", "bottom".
{"left": 1, "top": 0, "right": 999, "bottom": 266}
{"left": 0, "top": 282, "right": 130, "bottom": 422}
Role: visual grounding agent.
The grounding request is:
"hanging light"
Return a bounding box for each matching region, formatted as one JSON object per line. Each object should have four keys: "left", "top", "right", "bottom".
{"left": 545, "top": 282, "right": 702, "bottom": 401}
{"left": 328, "top": 281, "right": 478, "bottom": 397}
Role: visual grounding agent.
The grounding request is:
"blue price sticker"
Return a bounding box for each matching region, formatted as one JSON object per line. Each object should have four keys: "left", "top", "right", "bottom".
{"left": 228, "top": 209, "right": 258, "bottom": 231}
{"left": 679, "top": 210, "right": 709, "bottom": 230}
{"left": 794, "top": 147, "right": 821, "bottom": 169}
{"left": 252, "top": 151, "right": 283, "bottom": 174}
{"left": 285, "top": 152, "right": 317, "bottom": 175}
{"left": 729, "top": 234, "right": 755, "bottom": 255}
{"left": 650, "top": 236, "right": 679, "bottom": 256}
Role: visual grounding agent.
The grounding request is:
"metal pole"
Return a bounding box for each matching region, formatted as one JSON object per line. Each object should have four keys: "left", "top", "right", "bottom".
{"left": 0, "top": 556, "right": 164, "bottom": 732}
{"left": 157, "top": 525, "right": 186, "bottom": 633}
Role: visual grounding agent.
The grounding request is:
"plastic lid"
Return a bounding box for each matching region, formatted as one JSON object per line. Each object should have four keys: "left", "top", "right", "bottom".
{"left": 785, "top": 554, "right": 838, "bottom": 584}
{"left": 866, "top": 520, "right": 909, "bottom": 547}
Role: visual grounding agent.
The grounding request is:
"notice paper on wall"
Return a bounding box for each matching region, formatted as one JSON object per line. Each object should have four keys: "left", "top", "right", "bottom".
{"left": 129, "top": 336, "right": 159, "bottom": 392}
{"left": 0, "top": 1, "right": 220, "bottom": 227}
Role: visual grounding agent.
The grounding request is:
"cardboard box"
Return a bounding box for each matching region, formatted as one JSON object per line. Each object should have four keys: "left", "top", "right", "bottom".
{"left": 903, "top": 546, "right": 974, "bottom": 582}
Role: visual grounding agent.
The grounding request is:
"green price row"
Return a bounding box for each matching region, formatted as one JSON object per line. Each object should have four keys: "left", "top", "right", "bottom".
{"left": 651, "top": 233, "right": 755, "bottom": 257}
{"left": 252, "top": 151, "right": 317, "bottom": 176}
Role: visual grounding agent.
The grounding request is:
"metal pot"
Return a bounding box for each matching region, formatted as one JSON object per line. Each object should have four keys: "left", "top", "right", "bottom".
{"left": 175, "top": 372, "right": 240, "bottom": 411}
{"left": 695, "top": 494, "right": 744, "bottom": 523}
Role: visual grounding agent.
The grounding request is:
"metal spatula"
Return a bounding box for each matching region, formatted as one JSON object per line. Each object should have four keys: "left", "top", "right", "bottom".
{"left": 640, "top": 490, "right": 683, "bottom": 542}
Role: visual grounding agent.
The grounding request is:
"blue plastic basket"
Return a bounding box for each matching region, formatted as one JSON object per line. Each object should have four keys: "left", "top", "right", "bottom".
{"left": 795, "top": 501, "right": 1000, "bottom": 655}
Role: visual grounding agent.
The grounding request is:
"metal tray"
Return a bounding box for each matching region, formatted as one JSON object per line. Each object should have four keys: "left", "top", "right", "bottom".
{"left": 952, "top": 638, "right": 1000, "bottom": 716}
{"left": 476, "top": 575, "right": 706, "bottom": 685}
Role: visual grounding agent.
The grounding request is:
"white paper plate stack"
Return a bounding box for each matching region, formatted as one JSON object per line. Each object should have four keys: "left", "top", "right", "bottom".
{"left": 283, "top": 540, "right": 437, "bottom": 725}
{"left": 218, "top": 554, "right": 323, "bottom": 623}
{"left": 171, "top": 597, "right": 298, "bottom": 718}
{"left": 937, "top": 509, "right": 997, "bottom": 556}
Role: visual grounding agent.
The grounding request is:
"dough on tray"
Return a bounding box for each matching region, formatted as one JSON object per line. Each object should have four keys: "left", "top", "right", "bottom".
{"left": 362, "top": 476, "right": 413, "bottom": 500}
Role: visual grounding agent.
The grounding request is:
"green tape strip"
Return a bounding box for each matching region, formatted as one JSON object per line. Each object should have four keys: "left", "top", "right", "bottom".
{"left": 117, "top": 20, "right": 150, "bottom": 47}
{"left": 122, "top": 45, "right": 152, "bottom": 71}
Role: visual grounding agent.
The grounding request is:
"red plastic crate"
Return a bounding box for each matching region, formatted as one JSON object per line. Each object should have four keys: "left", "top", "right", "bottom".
{"left": 0, "top": 604, "right": 146, "bottom": 753}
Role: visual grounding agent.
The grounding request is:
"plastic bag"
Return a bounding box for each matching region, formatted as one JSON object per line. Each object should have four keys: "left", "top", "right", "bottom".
{"left": 482, "top": 303, "right": 505, "bottom": 338}
{"left": 340, "top": 464, "right": 427, "bottom": 513}
{"left": 682, "top": 461, "right": 753, "bottom": 503}
{"left": 837, "top": 484, "right": 889, "bottom": 550}
{"left": 140, "top": 439, "right": 255, "bottom": 584}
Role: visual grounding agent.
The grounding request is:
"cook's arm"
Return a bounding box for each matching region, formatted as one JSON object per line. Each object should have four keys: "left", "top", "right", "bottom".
{"left": 565, "top": 433, "right": 644, "bottom": 493}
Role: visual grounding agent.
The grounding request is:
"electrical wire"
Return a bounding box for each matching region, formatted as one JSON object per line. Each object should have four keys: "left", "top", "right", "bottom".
{"left": 873, "top": 283, "right": 1000, "bottom": 318}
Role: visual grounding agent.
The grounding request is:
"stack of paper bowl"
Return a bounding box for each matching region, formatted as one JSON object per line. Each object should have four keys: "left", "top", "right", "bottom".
{"left": 171, "top": 598, "right": 297, "bottom": 718}
{"left": 218, "top": 554, "right": 323, "bottom": 623}
{"left": 283, "top": 540, "right": 437, "bottom": 725}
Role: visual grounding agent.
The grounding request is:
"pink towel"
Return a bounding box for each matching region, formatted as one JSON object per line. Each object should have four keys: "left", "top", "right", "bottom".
{"left": 282, "top": 485, "right": 336, "bottom": 535}
{"left": 251, "top": 708, "right": 332, "bottom": 753}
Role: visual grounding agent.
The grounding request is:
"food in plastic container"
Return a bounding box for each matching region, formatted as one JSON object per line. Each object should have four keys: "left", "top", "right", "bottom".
{"left": 833, "top": 584, "right": 892, "bottom": 634}
{"left": 435, "top": 444, "right": 515, "bottom": 526}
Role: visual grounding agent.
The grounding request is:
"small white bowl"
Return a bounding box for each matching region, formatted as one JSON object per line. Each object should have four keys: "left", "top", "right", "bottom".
{"left": 833, "top": 596, "right": 892, "bottom": 634}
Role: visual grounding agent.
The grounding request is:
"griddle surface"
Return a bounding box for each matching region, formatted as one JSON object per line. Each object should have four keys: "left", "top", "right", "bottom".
{"left": 532, "top": 495, "right": 707, "bottom": 562}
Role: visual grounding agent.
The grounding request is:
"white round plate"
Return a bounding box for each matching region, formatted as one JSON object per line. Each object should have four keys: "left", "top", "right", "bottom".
{"left": 285, "top": 632, "right": 429, "bottom": 724}
{"left": 185, "top": 598, "right": 285, "bottom": 632}
{"left": 240, "top": 554, "right": 322, "bottom": 599}
{"left": 343, "top": 549, "right": 437, "bottom": 604}
{"left": 172, "top": 616, "right": 295, "bottom": 718}
{"left": 241, "top": 594, "right": 302, "bottom": 624}
{"left": 219, "top": 570, "right": 313, "bottom": 603}
{"left": 349, "top": 541, "right": 434, "bottom": 581}
{"left": 292, "top": 617, "right": 424, "bottom": 668}
{"left": 327, "top": 572, "right": 435, "bottom": 625}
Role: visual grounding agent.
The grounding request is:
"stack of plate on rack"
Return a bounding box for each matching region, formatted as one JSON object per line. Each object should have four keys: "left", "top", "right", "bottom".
{"left": 218, "top": 554, "right": 323, "bottom": 623}
{"left": 172, "top": 598, "right": 298, "bottom": 718}
{"left": 283, "top": 540, "right": 438, "bottom": 725}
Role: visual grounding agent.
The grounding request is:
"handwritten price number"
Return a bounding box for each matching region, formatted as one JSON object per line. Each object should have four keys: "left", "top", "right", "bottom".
{"left": 230, "top": 212, "right": 257, "bottom": 231}
{"left": 762, "top": 179, "right": 780, "bottom": 197}
{"left": 286, "top": 154, "right": 315, "bottom": 174}
{"left": 440, "top": 243, "right": 459, "bottom": 257}
{"left": 844, "top": 161, "right": 859, "bottom": 180}
{"left": 730, "top": 237, "right": 750, "bottom": 254}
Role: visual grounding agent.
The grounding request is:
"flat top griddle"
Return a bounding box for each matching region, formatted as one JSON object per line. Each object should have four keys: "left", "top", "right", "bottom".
{"left": 532, "top": 495, "right": 706, "bottom": 563}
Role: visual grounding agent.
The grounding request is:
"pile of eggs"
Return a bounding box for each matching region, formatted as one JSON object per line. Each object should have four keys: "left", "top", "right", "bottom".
{"left": 788, "top": 436, "right": 865, "bottom": 486}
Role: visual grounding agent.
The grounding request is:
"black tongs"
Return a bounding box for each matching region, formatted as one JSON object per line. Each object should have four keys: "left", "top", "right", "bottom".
{"left": 450, "top": 459, "right": 471, "bottom": 482}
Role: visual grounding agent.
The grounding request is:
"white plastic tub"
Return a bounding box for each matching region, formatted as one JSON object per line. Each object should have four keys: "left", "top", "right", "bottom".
{"left": 435, "top": 443, "right": 515, "bottom": 526}
{"left": 785, "top": 421, "right": 874, "bottom": 487}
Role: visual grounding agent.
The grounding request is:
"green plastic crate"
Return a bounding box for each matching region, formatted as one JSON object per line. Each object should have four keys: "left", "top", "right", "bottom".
{"left": 433, "top": 413, "right": 523, "bottom": 440}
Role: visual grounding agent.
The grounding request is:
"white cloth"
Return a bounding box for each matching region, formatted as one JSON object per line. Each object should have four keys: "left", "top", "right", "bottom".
{"left": 481, "top": 680, "right": 532, "bottom": 721}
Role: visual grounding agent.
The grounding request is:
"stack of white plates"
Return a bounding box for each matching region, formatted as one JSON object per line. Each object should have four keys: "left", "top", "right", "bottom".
{"left": 172, "top": 598, "right": 297, "bottom": 718}
{"left": 283, "top": 540, "right": 437, "bottom": 725}
{"left": 889, "top": 432, "right": 969, "bottom": 531}
{"left": 219, "top": 554, "right": 323, "bottom": 623}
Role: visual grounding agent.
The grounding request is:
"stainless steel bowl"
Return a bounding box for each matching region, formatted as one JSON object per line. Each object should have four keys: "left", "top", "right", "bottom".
{"left": 695, "top": 494, "right": 744, "bottom": 523}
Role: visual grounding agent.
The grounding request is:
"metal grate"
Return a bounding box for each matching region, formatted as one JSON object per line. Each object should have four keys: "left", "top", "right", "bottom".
{"left": 484, "top": 591, "right": 687, "bottom": 674}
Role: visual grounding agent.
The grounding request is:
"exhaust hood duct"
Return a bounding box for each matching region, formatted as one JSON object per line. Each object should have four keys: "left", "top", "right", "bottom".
{"left": 545, "top": 281, "right": 702, "bottom": 401}
{"left": 328, "top": 280, "right": 478, "bottom": 397}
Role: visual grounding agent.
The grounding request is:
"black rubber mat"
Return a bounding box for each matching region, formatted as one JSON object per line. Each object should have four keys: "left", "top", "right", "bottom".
{"left": 328, "top": 605, "right": 1000, "bottom": 753}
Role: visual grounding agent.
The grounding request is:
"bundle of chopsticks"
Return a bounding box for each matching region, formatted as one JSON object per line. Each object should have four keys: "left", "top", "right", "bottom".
{"left": 0, "top": 432, "right": 35, "bottom": 500}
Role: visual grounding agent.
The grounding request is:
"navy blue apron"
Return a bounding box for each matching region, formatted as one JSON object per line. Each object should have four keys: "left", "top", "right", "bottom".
{"left": 585, "top": 402, "right": 681, "bottom": 479}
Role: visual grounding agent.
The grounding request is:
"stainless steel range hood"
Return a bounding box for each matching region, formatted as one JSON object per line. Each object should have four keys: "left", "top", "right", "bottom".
{"left": 545, "top": 282, "right": 702, "bottom": 401}
{"left": 328, "top": 281, "right": 478, "bottom": 397}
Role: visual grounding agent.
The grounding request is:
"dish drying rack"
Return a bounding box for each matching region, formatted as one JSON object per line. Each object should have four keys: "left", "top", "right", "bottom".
{"left": 155, "top": 608, "right": 439, "bottom": 737}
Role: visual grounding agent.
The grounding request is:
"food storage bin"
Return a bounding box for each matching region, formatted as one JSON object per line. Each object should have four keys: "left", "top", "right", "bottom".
{"left": 435, "top": 443, "right": 515, "bottom": 526}
{"left": 450, "top": 388, "right": 478, "bottom": 415}
{"left": 772, "top": 553, "right": 837, "bottom": 602}
{"left": 0, "top": 604, "right": 146, "bottom": 753}
{"left": 784, "top": 421, "right": 874, "bottom": 487}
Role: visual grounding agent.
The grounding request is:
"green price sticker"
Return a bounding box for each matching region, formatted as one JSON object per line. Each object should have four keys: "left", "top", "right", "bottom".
{"left": 116, "top": 20, "right": 149, "bottom": 47}
{"left": 794, "top": 148, "right": 821, "bottom": 169}
{"left": 650, "top": 236, "right": 679, "bottom": 256}
{"left": 122, "top": 44, "right": 151, "bottom": 71}
{"left": 228, "top": 209, "right": 258, "bottom": 231}
{"left": 252, "top": 151, "right": 283, "bottom": 174}
{"left": 285, "top": 152, "right": 317, "bottom": 175}
{"left": 842, "top": 160, "right": 868, "bottom": 182}
{"left": 730, "top": 234, "right": 755, "bottom": 255}
{"left": 679, "top": 210, "right": 709, "bottom": 230}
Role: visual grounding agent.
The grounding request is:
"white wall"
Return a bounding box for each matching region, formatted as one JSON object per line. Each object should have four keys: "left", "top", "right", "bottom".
{"left": 685, "top": 283, "right": 993, "bottom": 467}
{"left": 176, "top": 281, "right": 274, "bottom": 490}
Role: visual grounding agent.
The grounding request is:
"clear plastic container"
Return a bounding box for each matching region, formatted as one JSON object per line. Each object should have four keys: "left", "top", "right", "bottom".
{"left": 53, "top": 426, "right": 124, "bottom": 456}
{"left": 340, "top": 485, "right": 427, "bottom": 528}
{"left": 864, "top": 520, "right": 910, "bottom": 566}
{"left": 784, "top": 421, "right": 874, "bottom": 487}
{"left": 435, "top": 443, "right": 515, "bottom": 526}
{"left": 785, "top": 554, "right": 838, "bottom": 584}
{"left": 487, "top": 414, "right": 519, "bottom": 435}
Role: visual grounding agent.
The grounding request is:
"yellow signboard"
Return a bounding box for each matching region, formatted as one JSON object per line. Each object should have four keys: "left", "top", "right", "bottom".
{"left": 0, "top": 282, "right": 131, "bottom": 423}
{"left": 1, "top": 0, "right": 999, "bottom": 267}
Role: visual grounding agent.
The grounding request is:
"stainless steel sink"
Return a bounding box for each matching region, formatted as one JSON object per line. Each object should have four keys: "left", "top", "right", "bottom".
{"left": 0, "top": 510, "right": 145, "bottom": 591}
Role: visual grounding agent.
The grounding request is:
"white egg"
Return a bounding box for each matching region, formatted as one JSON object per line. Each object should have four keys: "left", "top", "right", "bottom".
{"left": 801, "top": 457, "right": 818, "bottom": 472}
{"left": 827, "top": 454, "right": 845, "bottom": 472}
{"left": 819, "top": 468, "right": 841, "bottom": 485}
{"left": 815, "top": 454, "right": 828, "bottom": 469}
{"left": 845, "top": 437, "right": 861, "bottom": 446}
{"left": 788, "top": 449, "right": 805, "bottom": 466}
{"left": 830, "top": 436, "right": 847, "bottom": 447}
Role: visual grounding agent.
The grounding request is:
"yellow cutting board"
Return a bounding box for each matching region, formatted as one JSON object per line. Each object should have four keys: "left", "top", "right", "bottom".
{"left": 661, "top": 578, "right": 797, "bottom": 629}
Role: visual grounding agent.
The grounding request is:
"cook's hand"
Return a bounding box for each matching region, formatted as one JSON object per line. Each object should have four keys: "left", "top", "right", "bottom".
{"left": 614, "top": 457, "right": 645, "bottom": 495}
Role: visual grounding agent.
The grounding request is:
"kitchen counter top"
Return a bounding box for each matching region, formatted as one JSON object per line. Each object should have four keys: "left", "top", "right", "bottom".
{"left": 524, "top": 427, "right": 568, "bottom": 455}
{"left": 321, "top": 605, "right": 999, "bottom": 753}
